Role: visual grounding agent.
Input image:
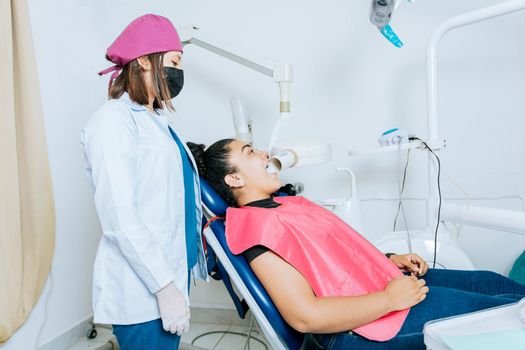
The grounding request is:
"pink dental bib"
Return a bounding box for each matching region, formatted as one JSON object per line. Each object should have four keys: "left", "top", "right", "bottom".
{"left": 225, "top": 196, "right": 409, "bottom": 341}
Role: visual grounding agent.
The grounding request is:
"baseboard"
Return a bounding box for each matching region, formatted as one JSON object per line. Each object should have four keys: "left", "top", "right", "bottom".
{"left": 39, "top": 314, "right": 93, "bottom": 350}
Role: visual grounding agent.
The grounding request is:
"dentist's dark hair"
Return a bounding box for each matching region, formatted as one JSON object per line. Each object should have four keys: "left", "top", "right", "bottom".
{"left": 187, "top": 139, "right": 239, "bottom": 207}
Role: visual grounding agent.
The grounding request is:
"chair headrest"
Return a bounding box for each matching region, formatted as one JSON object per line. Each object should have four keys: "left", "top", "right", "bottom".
{"left": 200, "top": 177, "right": 228, "bottom": 216}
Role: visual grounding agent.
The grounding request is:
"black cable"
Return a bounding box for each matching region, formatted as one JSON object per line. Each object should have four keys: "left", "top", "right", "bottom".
{"left": 393, "top": 148, "right": 411, "bottom": 231}
{"left": 411, "top": 137, "right": 442, "bottom": 269}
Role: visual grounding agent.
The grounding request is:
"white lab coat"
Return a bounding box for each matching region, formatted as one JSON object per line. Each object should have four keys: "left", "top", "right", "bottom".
{"left": 81, "top": 93, "right": 207, "bottom": 325}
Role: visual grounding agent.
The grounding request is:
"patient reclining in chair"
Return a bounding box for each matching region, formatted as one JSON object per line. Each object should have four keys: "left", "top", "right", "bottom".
{"left": 188, "top": 139, "right": 525, "bottom": 350}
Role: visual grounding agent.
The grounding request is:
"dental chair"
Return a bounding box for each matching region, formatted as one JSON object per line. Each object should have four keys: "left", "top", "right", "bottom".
{"left": 199, "top": 178, "right": 318, "bottom": 350}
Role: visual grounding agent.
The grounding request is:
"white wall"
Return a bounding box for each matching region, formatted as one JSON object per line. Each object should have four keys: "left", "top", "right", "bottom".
{"left": 2, "top": 0, "right": 524, "bottom": 348}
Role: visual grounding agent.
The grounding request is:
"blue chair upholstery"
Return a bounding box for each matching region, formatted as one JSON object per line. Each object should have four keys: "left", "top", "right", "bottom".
{"left": 200, "top": 178, "right": 305, "bottom": 350}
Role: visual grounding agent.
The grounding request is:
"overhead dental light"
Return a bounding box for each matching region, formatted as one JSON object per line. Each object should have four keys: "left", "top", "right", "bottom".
{"left": 369, "top": 0, "right": 415, "bottom": 48}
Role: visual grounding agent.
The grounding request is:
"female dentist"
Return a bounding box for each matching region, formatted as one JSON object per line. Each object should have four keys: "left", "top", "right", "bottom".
{"left": 81, "top": 14, "right": 207, "bottom": 350}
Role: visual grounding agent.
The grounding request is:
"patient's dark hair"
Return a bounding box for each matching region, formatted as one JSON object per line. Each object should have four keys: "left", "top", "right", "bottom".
{"left": 188, "top": 139, "right": 239, "bottom": 207}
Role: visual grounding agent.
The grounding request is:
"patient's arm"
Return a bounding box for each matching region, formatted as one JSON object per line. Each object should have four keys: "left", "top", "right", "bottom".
{"left": 250, "top": 251, "right": 427, "bottom": 334}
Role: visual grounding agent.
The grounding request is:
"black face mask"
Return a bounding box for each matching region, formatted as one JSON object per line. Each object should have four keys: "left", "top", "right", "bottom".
{"left": 164, "top": 67, "right": 184, "bottom": 99}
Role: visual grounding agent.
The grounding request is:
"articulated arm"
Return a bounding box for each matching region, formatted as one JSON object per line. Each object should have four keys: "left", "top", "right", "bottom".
{"left": 177, "top": 25, "right": 292, "bottom": 120}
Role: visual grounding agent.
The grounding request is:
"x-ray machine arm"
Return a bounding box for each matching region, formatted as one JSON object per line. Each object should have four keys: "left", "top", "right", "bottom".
{"left": 178, "top": 25, "right": 292, "bottom": 121}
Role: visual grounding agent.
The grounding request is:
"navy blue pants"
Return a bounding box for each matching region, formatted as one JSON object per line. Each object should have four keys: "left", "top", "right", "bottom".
{"left": 314, "top": 269, "right": 525, "bottom": 349}
{"left": 113, "top": 318, "right": 181, "bottom": 350}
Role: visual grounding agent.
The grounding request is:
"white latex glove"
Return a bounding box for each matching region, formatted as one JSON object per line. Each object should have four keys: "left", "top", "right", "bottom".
{"left": 155, "top": 282, "right": 191, "bottom": 336}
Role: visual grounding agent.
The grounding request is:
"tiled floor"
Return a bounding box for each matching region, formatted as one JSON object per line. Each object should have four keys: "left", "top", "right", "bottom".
{"left": 182, "top": 323, "right": 270, "bottom": 350}
{"left": 67, "top": 321, "right": 270, "bottom": 350}
{"left": 67, "top": 326, "right": 116, "bottom": 350}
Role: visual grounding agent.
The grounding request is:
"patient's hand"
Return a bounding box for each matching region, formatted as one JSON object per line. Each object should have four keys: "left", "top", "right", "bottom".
{"left": 385, "top": 275, "right": 429, "bottom": 311}
{"left": 390, "top": 253, "right": 429, "bottom": 276}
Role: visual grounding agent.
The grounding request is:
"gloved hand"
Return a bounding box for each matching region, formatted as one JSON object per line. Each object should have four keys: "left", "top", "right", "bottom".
{"left": 155, "top": 282, "right": 191, "bottom": 336}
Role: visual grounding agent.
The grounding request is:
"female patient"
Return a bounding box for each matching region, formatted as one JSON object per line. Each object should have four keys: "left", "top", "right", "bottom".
{"left": 189, "top": 139, "right": 525, "bottom": 350}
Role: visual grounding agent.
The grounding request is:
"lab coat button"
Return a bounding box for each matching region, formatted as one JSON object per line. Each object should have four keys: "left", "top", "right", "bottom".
{"left": 177, "top": 193, "right": 183, "bottom": 200}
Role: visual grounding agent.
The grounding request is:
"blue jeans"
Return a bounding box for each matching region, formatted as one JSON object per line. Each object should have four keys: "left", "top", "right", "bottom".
{"left": 112, "top": 318, "right": 181, "bottom": 350}
{"left": 313, "top": 269, "right": 525, "bottom": 350}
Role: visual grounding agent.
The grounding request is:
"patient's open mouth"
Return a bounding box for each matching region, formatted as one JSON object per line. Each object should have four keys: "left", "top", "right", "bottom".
{"left": 265, "top": 161, "right": 279, "bottom": 174}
